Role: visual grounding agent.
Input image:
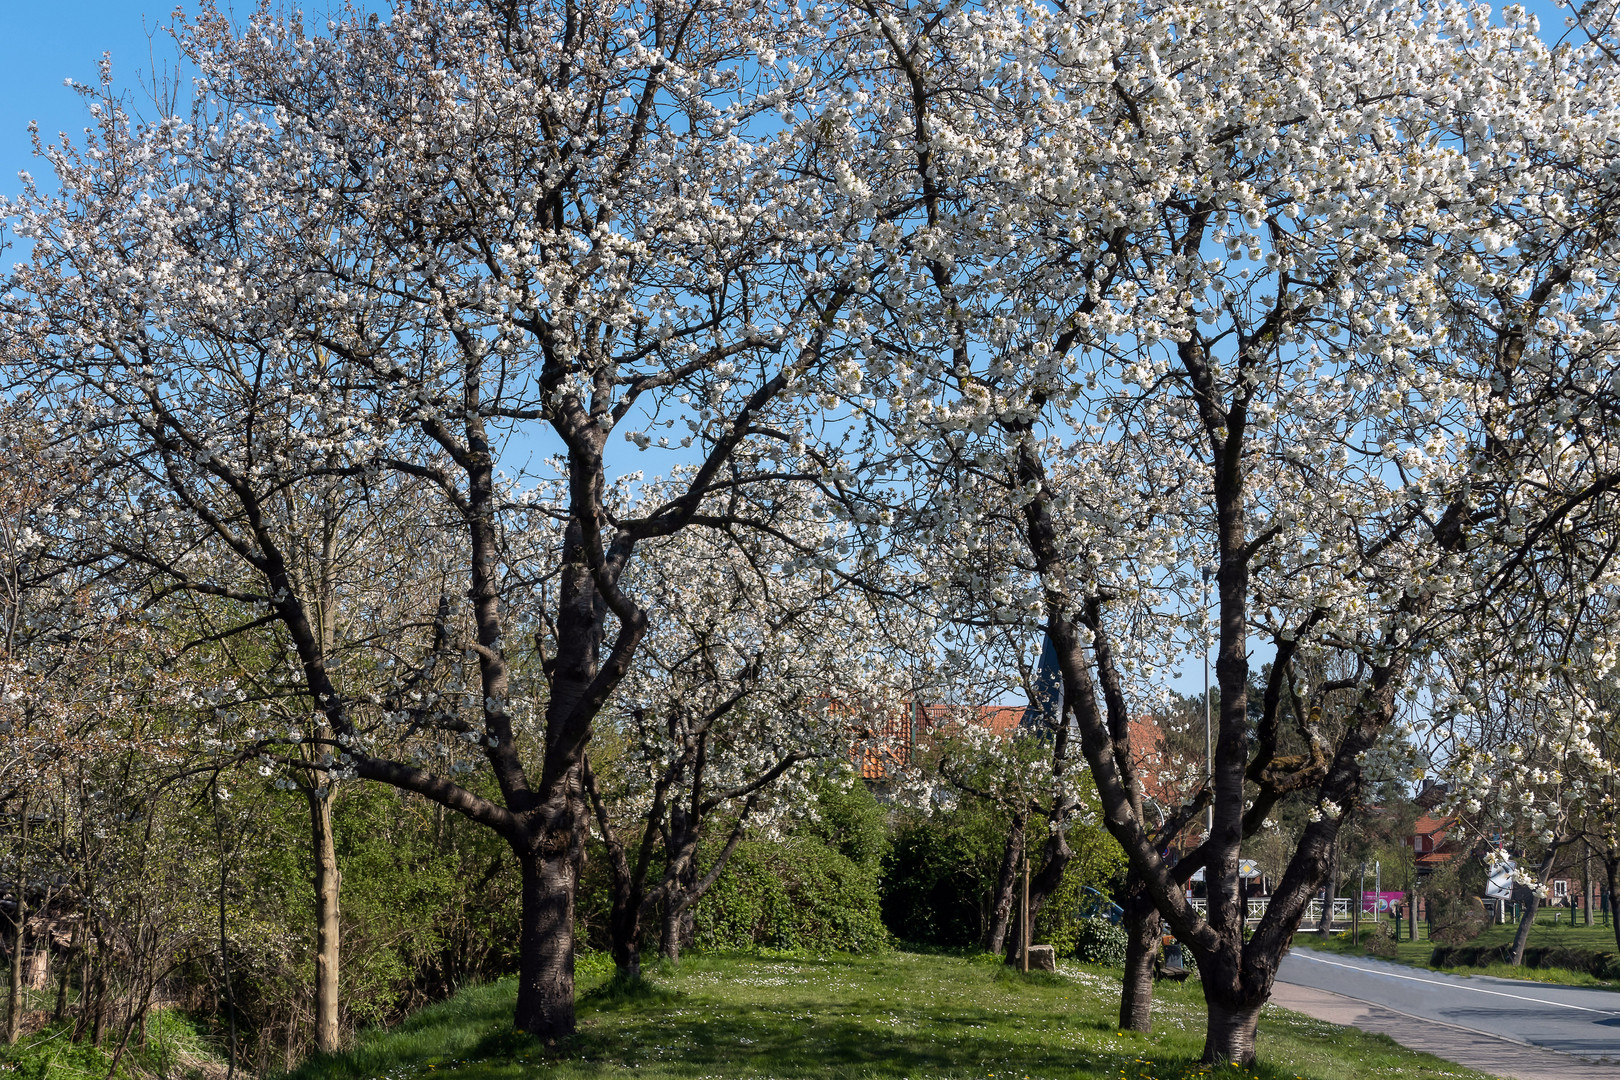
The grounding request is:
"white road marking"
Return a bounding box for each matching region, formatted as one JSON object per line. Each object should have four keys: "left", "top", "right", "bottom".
{"left": 1289, "top": 951, "right": 1620, "bottom": 1016}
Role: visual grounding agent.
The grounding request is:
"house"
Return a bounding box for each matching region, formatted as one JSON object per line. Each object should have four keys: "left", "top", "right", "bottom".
{"left": 1409, "top": 813, "right": 1456, "bottom": 875}
{"left": 854, "top": 701, "right": 1028, "bottom": 781}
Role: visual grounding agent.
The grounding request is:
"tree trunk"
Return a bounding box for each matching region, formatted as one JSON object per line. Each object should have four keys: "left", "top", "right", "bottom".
{"left": 1201, "top": 997, "right": 1262, "bottom": 1065}
{"left": 1508, "top": 893, "right": 1539, "bottom": 966}
{"left": 7, "top": 902, "right": 24, "bottom": 1045}
{"left": 1119, "top": 869, "right": 1160, "bottom": 1033}
{"left": 514, "top": 832, "right": 578, "bottom": 1042}
{"left": 1510, "top": 847, "right": 1560, "bottom": 966}
{"left": 1004, "top": 828, "right": 1071, "bottom": 965}
{"left": 659, "top": 899, "right": 684, "bottom": 964}
{"left": 7, "top": 796, "right": 27, "bottom": 1044}
{"left": 310, "top": 790, "right": 341, "bottom": 1054}
{"left": 1606, "top": 857, "right": 1620, "bottom": 956}
{"left": 89, "top": 966, "right": 106, "bottom": 1046}
{"left": 1316, "top": 836, "right": 1338, "bottom": 938}
{"left": 984, "top": 815, "right": 1025, "bottom": 955}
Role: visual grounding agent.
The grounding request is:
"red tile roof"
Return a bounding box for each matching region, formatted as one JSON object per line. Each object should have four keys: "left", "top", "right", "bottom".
{"left": 855, "top": 702, "right": 1029, "bottom": 779}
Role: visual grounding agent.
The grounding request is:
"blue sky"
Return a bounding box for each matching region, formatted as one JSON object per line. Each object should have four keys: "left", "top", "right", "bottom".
{"left": 1, "top": 2, "right": 171, "bottom": 178}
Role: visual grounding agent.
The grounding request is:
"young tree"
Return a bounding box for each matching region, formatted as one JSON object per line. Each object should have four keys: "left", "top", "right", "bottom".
{"left": 582, "top": 488, "right": 902, "bottom": 976}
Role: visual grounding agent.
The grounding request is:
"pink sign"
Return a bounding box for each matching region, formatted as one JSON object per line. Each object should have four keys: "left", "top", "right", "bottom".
{"left": 1362, "top": 890, "right": 1405, "bottom": 913}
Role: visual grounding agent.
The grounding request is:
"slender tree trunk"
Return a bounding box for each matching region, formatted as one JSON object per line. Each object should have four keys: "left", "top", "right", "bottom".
{"left": 1003, "top": 828, "right": 1071, "bottom": 965}
{"left": 309, "top": 789, "right": 341, "bottom": 1054}
{"left": 1509, "top": 848, "right": 1559, "bottom": 966}
{"left": 984, "top": 815, "right": 1025, "bottom": 955}
{"left": 1584, "top": 844, "right": 1594, "bottom": 928}
{"left": 51, "top": 951, "right": 68, "bottom": 1024}
{"left": 1119, "top": 869, "right": 1161, "bottom": 1032}
{"left": 89, "top": 966, "right": 106, "bottom": 1046}
{"left": 7, "top": 797, "right": 27, "bottom": 1044}
{"left": 1606, "top": 857, "right": 1620, "bottom": 956}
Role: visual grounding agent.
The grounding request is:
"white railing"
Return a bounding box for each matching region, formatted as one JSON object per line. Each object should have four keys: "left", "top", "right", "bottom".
{"left": 1303, "top": 898, "right": 1353, "bottom": 923}
{"left": 1186, "top": 896, "right": 1352, "bottom": 924}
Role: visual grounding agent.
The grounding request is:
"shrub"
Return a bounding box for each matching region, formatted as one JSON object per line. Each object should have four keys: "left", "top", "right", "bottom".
{"left": 1362, "top": 923, "right": 1398, "bottom": 958}
{"left": 1424, "top": 858, "right": 1489, "bottom": 945}
{"left": 1031, "top": 823, "right": 1126, "bottom": 957}
{"left": 1070, "top": 917, "right": 1128, "bottom": 966}
{"left": 880, "top": 801, "right": 1007, "bottom": 948}
{"left": 692, "top": 834, "right": 889, "bottom": 953}
{"left": 691, "top": 785, "right": 891, "bottom": 954}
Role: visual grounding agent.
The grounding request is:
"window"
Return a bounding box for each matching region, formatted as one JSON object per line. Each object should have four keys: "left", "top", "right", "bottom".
{"left": 1553, "top": 880, "right": 1568, "bottom": 899}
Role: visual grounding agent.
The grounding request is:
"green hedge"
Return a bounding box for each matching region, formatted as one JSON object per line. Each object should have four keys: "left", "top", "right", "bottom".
{"left": 691, "top": 783, "right": 890, "bottom": 954}
{"left": 692, "top": 835, "right": 889, "bottom": 952}
{"left": 1431, "top": 943, "right": 1620, "bottom": 979}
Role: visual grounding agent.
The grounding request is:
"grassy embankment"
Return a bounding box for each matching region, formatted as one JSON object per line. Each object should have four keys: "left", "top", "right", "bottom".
{"left": 0, "top": 1003, "right": 227, "bottom": 1080}
{"left": 286, "top": 950, "right": 1490, "bottom": 1080}
{"left": 1307, "top": 911, "right": 1620, "bottom": 989}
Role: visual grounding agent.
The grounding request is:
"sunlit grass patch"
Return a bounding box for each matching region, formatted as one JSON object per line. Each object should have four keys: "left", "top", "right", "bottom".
{"left": 284, "top": 950, "right": 1494, "bottom": 1080}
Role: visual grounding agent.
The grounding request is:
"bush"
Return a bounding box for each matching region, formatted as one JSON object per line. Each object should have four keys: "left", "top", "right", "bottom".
{"left": 692, "top": 784, "right": 891, "bottom": 954}
{"left": 880, "top": 800, "right": 1007, "bottom": 948}
{"left": 1431, "top": 943, "right": 1620, "bottom": 979}
{"left": 1070, "top": 918, "right": 1128, "bottom": 966}
{"left": 1362, "top": 923, "right": 1398, "bottom": 958}
{"left": 1424, "top": 858, "right": 1489, "bottom": 945}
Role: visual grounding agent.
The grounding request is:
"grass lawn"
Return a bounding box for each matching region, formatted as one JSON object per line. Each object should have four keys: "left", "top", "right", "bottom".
{"left": 1307, "top": 913, "right": 1620, "bottom": 988}
{"left": 288, "top": 950, "right": 1493, "bottom": 1080}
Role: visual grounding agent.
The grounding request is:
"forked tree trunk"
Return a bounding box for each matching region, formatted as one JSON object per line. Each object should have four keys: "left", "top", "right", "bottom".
{"left": 984, "top": 815, "right": 1025, "bottom": 955}
{"left": 1118, "top": 869, "right": 1160, "bottom": 1032}
{"left": 1003, "top": 829, "right": 1071, "bottom": 965}
{"left": 310, "top": 790, "right": 341, "bottom": 1054}
{"left": 1201, "top": 998, "right": 1262, "bottom": 1065}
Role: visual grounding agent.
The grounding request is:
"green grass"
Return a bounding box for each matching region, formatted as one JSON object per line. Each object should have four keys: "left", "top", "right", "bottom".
{"left": 1307, "top": 915, "right": 1620, "bottom": 989}
{"left": 285, "top": 950, "right": 1492, "bottom": 1080}
{"left": 0, "top": 1003, "right": 227, "bottom": 1080}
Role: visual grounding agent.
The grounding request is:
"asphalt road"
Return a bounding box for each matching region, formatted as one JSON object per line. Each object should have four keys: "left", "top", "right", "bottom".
{"left": 1277, "top": 946, "right": 1620, "bottom": 1063}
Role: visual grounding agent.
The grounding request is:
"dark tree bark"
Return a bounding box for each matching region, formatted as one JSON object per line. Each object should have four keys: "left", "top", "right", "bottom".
{"left": 1317, "top": 835, "right": 1339, "bottom": 938}
{"left": 1003, "top": 828, "right": 1071, "bottom": 965}
{"left": 984, "top": 813, "right": 1026, "bottom": 955}
{"left": 1119, "top": 868, "right": 1161, "bottom": 1032}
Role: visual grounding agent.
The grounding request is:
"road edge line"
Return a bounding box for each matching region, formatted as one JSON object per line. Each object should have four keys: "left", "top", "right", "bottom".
{"left": 1270, "top": 977, "right": 1614, "bottom": 1065}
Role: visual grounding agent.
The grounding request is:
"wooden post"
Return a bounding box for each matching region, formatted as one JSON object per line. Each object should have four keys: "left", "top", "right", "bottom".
{"left": 1585, "top": 843, "right": 1595, "bottom": 928}
{"left": 1020, "top": 839, "right": 1030, "bottom": 974}
{"left": 1352, "top": 861, "right": 1364, "bottom": 943}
